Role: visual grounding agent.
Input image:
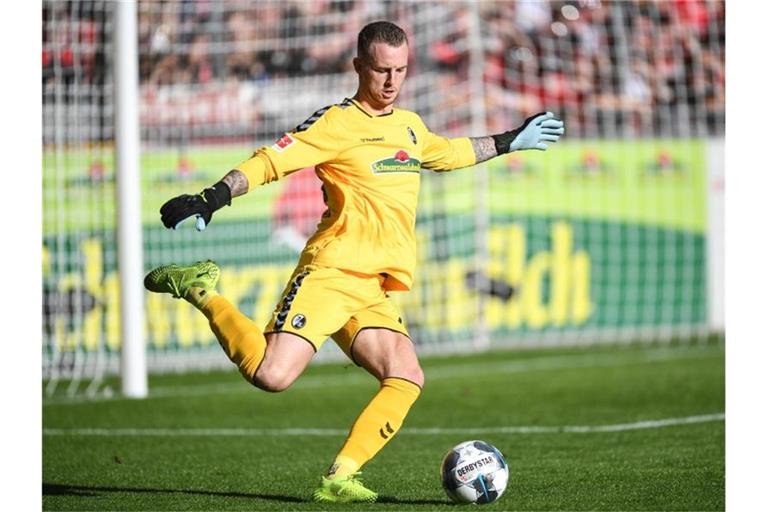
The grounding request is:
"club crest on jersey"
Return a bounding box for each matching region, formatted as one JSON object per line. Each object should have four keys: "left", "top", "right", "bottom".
{"left": 272, "top": 133, "right": 295, "bottom": 152}
{"left": 291, "top": 314, "right": 307, "bottom": 329}
{"left": 407, "top": 126, "right": 417, "bottom": 145}
{"left": 371, "top": 150, "right": 421, "bottom": 174}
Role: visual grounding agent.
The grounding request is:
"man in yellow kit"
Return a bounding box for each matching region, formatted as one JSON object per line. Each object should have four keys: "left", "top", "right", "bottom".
{"left": 145, "top": 21, "right": 564, "bottom": 503}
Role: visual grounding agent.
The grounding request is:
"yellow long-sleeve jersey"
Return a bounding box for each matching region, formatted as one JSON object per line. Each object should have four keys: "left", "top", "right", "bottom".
{"left": 235, "top": 97, "right": 477, "bottom": 291}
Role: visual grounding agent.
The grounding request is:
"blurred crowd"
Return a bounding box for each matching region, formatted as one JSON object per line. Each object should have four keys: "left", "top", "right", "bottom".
{"left": 479, "top": 0, "right": 726, "bottom": 136}
{"left": 138, "top": 0, "right": 362, "bottom": 84}
{"left": 43, "top": 0, "right": 725, "bottom": 139}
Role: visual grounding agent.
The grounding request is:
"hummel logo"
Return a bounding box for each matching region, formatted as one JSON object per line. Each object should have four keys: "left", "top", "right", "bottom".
{"left": 379, "top": 422, "right": 395, "bottom": 439}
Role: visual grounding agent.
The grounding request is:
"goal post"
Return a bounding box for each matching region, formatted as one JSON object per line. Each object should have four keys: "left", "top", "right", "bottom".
{"left": 114, "top": 0, "right": 146, "bottom": 398}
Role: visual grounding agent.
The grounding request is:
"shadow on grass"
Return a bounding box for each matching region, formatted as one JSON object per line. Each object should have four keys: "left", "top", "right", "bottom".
{"left": 377, "top": 495, "right": 456, "bottom": 506}
{"left": 43, "top": 483, "right": 456, "bottom": 506}
{"left": 42, "top": 482, "right": 303, "bottom": 503}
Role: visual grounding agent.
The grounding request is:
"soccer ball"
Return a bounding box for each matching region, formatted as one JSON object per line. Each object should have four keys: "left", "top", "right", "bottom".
{"left": 440, "top": 440, "right": 509, "bottom": 505}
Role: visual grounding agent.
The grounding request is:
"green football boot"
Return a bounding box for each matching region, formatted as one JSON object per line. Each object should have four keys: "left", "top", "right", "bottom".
{"left": 143, "top": 260, "right": 220, "bottom": 304}
{"left": 312, "top": 473, "right": 378, "bottom": 503}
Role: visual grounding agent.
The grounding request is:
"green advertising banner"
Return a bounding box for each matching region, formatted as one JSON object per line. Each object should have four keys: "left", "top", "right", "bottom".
{"left": 42, "top": 139, "right": 707, "bottom": 364}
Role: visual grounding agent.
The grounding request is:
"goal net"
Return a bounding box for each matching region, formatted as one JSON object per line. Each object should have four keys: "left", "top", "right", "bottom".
{"left": 42, "top": 0, "right": 725, "bottom": 396}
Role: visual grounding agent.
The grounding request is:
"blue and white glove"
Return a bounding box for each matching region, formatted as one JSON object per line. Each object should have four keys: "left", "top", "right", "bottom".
{"left": 492, "top": 112, "right": 565, "bottom": 153}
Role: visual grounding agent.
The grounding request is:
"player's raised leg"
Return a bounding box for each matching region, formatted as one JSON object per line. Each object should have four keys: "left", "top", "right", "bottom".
{"left": 313, "top": 328, "right": 423, "bottom": 503}
{"left": 254, "top": 332, "right": 315, "bottom": 392}
{"left": 144, "top": 260, "right": 268, "bottom": 384}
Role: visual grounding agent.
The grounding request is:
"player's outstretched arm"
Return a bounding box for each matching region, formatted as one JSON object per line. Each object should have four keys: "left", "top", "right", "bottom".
{"left": 220, "top": 169, "right": 249, "bottom": 197}
{"left": 469, "top": 112, "right": 565, "bottom": 164}
{"left": 159, "top": 169, "right": 249, "bottom": 231}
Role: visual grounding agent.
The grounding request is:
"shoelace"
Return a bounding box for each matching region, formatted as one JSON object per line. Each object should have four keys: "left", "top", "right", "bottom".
{"left": 348, "top": 472, "right": 365, "bottom": 483}
{"left": 333, "top": 473, "right": 366, "bottom": 496}
{"left": 167, "top": 275, "right": 182, "bottom": 298}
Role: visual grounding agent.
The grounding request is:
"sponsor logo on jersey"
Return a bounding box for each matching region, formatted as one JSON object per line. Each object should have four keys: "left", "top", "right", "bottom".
{"left": 371, "top": 150, "right": 421, "bottom": 174}
{"left": 360, "top": 137, "right": 385, "bottom": 142}
{"left": 272, "top": 133, "right": 295, "bottom": 152}
{"left": 407, "top": 126, "right": 417, "bottom": 145}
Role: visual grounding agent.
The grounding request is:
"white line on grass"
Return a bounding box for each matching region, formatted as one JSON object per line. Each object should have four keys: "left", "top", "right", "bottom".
{"left": 43, "top": 413, "right": 724, "bottom": 437}
{"left": 43, "top": 345, "right": 723, "bottom": 406}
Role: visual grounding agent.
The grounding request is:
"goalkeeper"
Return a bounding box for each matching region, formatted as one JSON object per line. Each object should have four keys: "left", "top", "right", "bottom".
{"left": 145, "top": 21, "right": 563, "bottom": 503}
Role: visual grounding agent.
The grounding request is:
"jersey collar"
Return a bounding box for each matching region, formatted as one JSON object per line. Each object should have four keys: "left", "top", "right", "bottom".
{"left": 347, "top": 97, "right": 395, "bottom": 118}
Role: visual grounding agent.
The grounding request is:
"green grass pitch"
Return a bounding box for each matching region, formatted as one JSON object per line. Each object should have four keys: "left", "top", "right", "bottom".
{"left": 43, "top": 341, "right": 724, "bottom": 511}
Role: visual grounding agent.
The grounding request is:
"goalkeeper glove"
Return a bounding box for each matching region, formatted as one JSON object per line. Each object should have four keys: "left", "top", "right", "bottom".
{"left": 492, "top": 112, "right": 565, "bottom": 153}
{"left": 159, "top": 182, "right": 232, "bottom": 231}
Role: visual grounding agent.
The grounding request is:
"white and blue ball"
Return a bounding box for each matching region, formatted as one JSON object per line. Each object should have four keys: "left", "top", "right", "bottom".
{"left": 440, "top": 440, "right": 509, "bottom": 505}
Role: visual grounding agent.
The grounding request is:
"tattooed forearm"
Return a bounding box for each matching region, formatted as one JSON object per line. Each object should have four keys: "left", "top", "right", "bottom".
{"left": 221, "top": 169, "right": 249, "bottom": 198}
{"left": 469, "top": 136, "right": 499, "bottom": 164}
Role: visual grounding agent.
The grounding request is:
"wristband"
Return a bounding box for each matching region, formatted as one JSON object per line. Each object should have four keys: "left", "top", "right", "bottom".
{"left": 491, "top": 130, "right": 518, "bottom": 156}
{"left": 202, "top": 181, "right": 232, "bottom": 211}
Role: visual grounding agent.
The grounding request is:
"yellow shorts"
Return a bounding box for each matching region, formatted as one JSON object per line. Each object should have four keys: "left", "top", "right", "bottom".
{"left": 263, "top": 264, "right": 410, "bottom": 362}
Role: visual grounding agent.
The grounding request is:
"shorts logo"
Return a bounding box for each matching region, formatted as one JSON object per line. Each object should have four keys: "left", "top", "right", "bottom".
{"left": 407, "top": 126, "right": 417, "bottom": 145}
{"left": 272, "top": 133, "right": 295, "bottom": 152}
{"left": 291, "top": 314, "right": 307, "bottom": 329}
{"left": 371, "top": 150, "right": 421, "bottom": 174}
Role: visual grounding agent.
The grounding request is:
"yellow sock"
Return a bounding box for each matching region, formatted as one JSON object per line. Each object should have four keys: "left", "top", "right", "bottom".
{"left": 198, "top": 294, "right": 266, "bottom": 383}
{"left": 185, "top": 286, "right": 217, "bottom": 310}
{"left": 327, "top": 377, "right": 421, "bottom": 479}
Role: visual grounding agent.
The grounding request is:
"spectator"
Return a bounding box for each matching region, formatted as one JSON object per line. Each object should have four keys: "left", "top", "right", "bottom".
{"left": 188, "top": 34, "right": 213, "bottom": 84}
{"left": 45, "top": 0, "right": 726, "bottom": 143}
